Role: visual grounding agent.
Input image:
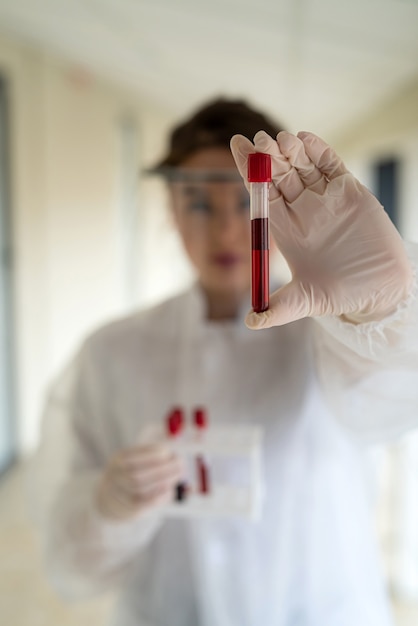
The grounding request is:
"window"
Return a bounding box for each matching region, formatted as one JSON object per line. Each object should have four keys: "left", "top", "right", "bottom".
{"left": 373, "top": 157, "right": 400, "bottom": 228}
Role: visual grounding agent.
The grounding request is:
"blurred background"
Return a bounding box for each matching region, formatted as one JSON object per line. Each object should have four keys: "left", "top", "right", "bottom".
{"left": 0, "top": 0, "right": 418, "bottom": 624}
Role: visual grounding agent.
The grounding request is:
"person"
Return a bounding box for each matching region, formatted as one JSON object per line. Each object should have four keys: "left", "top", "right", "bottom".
{"left": 34, "top": 98, "right": 418, "bottom": 626}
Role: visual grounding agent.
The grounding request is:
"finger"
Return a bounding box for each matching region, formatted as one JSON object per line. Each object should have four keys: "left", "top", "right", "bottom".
{"left": 113, "top": 482, "right": 173, "bottom": 516}
{"left": 120, "top": 456, "right": 183, "bottom": 494}
{"left": 133, "top": 456, "right": 184, "bottom": 490}
{"left": 268, "top": 194, "right": 293, "bottom": 242}
{"left": 253, "top": 130, "right": 287, "bottom": 168}
{"left": 135, "top": 485, "right": 175, "bottom": 511}
{"left": 230, "top": 134, "right": 254, "bottom": 190}
{"left": 253, "top": 130, "right": 293, "bottom": 184}
{"left": 245, "top": 281, "right": 314, "bottom": 329}
{"left": 276, "top": 131, "right": 325, "bottom": 193}
{"left": 116, "top": 443, "right": 173, "bottom": 470}
{"left": 232, "top": 132, "right": 284, "bottom": 202}
{"left": 115, "top": 465, "right": 182, "bottom": 498}
{"left": 297, "top": 131, "right": 347, "bottom": 180}
{"left": 253, "top": 131, "right": 304, "bottom": 203}
{"left": 134, "top": 471, "right": 184, "bottom": 498}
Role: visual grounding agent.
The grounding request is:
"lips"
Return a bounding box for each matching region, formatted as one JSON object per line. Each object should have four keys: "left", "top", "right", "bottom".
{"left": 212, "top": 253, "right": 242, "bottom": 267}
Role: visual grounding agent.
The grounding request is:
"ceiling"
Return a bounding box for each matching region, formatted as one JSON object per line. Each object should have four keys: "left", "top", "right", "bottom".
{"left": 0, "top": 0, "right": 417, "bottom": 137}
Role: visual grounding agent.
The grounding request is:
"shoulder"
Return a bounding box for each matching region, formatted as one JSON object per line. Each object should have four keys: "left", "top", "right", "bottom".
{"left": 81, "top": 290, "right": 189, "bottom": 358}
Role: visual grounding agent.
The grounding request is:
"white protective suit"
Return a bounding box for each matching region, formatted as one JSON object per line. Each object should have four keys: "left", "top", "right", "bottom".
{"left": 35, "top": 245, "right": 418, "bottom": 626}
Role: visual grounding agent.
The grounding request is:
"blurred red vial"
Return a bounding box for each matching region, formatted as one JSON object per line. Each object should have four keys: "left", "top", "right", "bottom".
{"left": 194, "top": 407, "right": 208, "bottom": 430}
{"left": 197, "top": 456, "right": 210, "bottom": 494}
{"left": 166, "top": 407, "right": 184, "bottom": 436}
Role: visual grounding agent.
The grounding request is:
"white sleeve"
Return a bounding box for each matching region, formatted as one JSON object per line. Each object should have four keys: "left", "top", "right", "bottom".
{"left": 312, "top": 241, "right": 418, "bottom": 444}
{"left": 30, "top": 337, "right": 163, "bottom": 600}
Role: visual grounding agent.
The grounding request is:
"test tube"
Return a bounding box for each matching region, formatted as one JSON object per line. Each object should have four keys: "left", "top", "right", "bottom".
{"left": 248, "top": 153, "right": 272, "bottom": 313}
{"left": 196, "top": 456, "right": 210, "bottom": 494}
{"left": 167, "top": 407, "right": 183, "bottom": 437}
{"left": 166, "top": 408, "right": 187, "bottom": 502}
{"left": 193, "top": 407, "right": 207, "bottom": 431}
{"left": 193, "top": 407, "right": 211, "bottom": 495}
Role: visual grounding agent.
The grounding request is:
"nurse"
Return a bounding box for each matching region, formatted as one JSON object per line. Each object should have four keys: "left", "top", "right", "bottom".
{"left": 36, "top": 98, "right": 418, "bottom": 626}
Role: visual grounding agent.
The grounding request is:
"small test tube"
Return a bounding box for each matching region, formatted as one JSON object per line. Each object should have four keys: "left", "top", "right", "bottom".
{"left": 193, "top": 407, "right": 211, "bottom": 495}
{"left": 196, "top": 456, "right": 210, "bottom": 494}
{"left": 167, "top": 408, "right": 183, "bottom": 436}
{"left": 166, "top": 408, "right": 187, "bottom": 502}
{"left": 248, "top": 153, "right": 272, "bottom": 313}
{"left": 194, "top": 407, "right": 207, "bottom": 431}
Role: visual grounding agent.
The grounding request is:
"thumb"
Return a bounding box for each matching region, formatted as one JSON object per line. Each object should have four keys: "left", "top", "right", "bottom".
{"left": 230, "top": 134, "right": 255, "bottom": 188}
{"left": 245, "top": 281, "right": 313, "bottom": 329}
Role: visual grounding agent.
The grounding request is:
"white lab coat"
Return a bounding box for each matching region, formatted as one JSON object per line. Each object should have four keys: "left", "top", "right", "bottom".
{"left": 35, "top": 245, "right": 418, "bottom": 626}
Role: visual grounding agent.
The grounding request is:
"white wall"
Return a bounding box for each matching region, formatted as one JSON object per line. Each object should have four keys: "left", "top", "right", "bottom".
{"left": 0, "top": 35, "right": 192, "bottom": 455}
{"left": 332, "top": 77, "right": 418, "bottom": 241}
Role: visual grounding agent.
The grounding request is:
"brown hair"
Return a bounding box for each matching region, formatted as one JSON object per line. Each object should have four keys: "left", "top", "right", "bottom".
{"left": 150, "top": 97, "right": 284, "bottom": 175}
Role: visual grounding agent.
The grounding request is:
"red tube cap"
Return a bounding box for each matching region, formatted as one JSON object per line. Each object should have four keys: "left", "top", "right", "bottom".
{"left": 248, "top": 152, "right": 272, "bottom": 183}
{"left": 194, "top": 407, "right": 207, "bottom": 429}
{"left": 167, "top": 407, "right": 184, "bottom": 436}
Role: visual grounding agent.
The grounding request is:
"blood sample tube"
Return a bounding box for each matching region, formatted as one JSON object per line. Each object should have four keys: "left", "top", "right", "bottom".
{"left": 248, "top": 152, "right": 272, "bottom": 313}
{"left": 166, "top": 407, "right": 183, "bottom": 437}
{"left": 193, "top": 407, "right": 211, "bottom": 495}
{"left": 166, "top": 408, "right": 187, "bottom": 502}
{"left": 196, "top": 455, "right": 210, "bottom": 494}
{"left": 193, "top": 407, "right": 207, "bottom": 431}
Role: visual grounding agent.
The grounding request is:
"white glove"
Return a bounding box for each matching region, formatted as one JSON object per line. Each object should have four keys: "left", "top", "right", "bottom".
{"left": 230, "top": 130, "right": 413, "bottom": 329}
{"left": 96, "top": 443, "right": 183, "bottom": 521}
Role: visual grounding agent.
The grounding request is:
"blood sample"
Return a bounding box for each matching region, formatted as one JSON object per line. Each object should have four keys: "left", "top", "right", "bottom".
{"left": 196, "top": 455, "right": 210, "bottom": 494}
{"left": 193, "top": 408, "right": 210, "bottom": 495}
{"left": 248, "top": 152, "right": 272, "bottom": 313}
{"left": 193, "top": 407, "right": 207, "bottom": 430}
{"left": 166, "top": 407, "right": 187, "bottom": 502}
{"left": 166, "top": 407, "right": 183, "bottom": 437}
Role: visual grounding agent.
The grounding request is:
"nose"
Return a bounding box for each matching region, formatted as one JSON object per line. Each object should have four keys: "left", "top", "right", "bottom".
{"left": 211, "top": 206, "right": 248, "bottom": 244}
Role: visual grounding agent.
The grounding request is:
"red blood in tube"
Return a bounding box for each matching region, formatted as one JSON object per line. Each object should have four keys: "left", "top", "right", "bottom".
{"left": 173, "top": 409, "right": 184, "bottom": 431}
{"left": 251, "top": 217, "right": 269, "bottom": 313}
{"left": 197, "top": 456, "right": 210, "bottom": 494}
{"left": 194, "top": 408, "right": 207, "bottom": 430}
{"left": 166, "top": 408, "right": 184, "bottom": 437}
{"left": 166, "top": 408, "right": 187, "bottom": 503}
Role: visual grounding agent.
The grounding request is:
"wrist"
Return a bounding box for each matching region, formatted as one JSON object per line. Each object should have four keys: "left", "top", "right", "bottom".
{"left": 342, "top": 265, "right": 414, "bottom": 325}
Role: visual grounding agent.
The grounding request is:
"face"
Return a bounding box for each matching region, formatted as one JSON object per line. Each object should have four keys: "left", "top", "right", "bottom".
{"left": 169, "top": 147, "right": 251, "bottom": 299}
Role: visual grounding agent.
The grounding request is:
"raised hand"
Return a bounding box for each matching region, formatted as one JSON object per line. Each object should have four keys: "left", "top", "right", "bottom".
{"left": 231, "top": 130, "right": 412, "bottom": 329}
{"left": 96, "top": 443, "right": 183, "bottom": 521}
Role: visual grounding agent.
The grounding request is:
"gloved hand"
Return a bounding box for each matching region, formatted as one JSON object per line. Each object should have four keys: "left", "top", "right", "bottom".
{"left": 96, "top": 443, "right": 183, "bottom": 521}
{"left": 230, "top": 130, "right": 413, "bottom": 329}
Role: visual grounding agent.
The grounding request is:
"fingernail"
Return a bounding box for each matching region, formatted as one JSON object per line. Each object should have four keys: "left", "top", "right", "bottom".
{"left": 245, "top": 311, "right": 268, "bottom": 330}
{"left": 253, "top": 130, "right": 269, "bottom": 142}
